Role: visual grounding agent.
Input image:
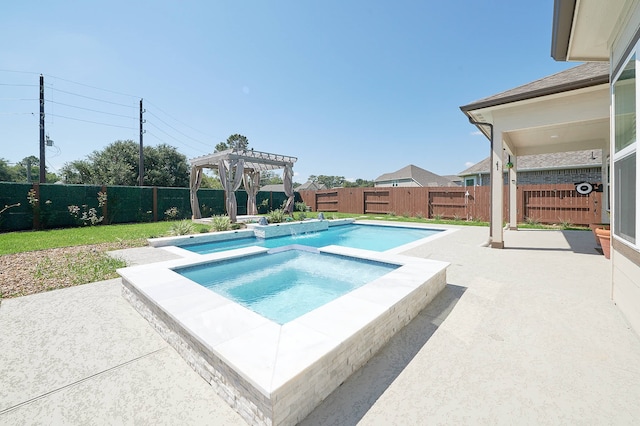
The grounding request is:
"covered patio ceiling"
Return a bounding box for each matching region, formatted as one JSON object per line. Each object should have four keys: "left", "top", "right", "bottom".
{"left": 461, "top": 62, "right": 610, "bottom": 156}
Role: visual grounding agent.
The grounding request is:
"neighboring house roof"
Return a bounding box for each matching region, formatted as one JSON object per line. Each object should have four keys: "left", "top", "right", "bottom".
{"left": 458, "top": 149, "right": 603, "bottom": 176}
{"left": 460, "top": 62, "right": 609, "bottom": 112}
{"left": 375, "top": 164, "right": 457, "bottom": 187}
{"left": 260, "top": 184, "right": 285, "bottom": 192}
{"left": 297, "top": 181, "right": 327, "bottom": 191}
{"left": 442, "top": 175, "right": 463, "bottom": 185}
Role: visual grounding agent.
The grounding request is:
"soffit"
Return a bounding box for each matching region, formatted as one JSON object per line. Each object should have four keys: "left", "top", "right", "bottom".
{"left": 504, "top": 118, "right": 609, "bottom": 155}
{"left": 563, "top": 0, "right": 628, "bottom": 61}
{"left": 466, "top": 84, "right": 610, "bottom": 156}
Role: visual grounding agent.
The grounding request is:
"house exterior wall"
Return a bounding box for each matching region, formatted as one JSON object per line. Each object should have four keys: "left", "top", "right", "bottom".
{"left": 467, "top": 167, "right": 602, "bottom": 186}
{"left": 375, "top": 178, "right": 419, "bottom": 187}
{"left": 610, "top": 2, "right": 640, "bottom": 335}
{"left": 612, "top": 251, "right": 640, "bottom": 333}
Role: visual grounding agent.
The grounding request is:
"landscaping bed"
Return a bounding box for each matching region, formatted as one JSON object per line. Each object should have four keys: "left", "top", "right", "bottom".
{"left": 0, "top": 240, "right": 145, "bottom": 299}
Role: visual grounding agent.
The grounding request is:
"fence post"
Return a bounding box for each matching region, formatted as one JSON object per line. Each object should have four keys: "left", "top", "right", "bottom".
{"left": 32, "top": 183, "right": 40, "bottom": 230}
{"left": 101, "top": 185, "right": 108, "bottom": 223}
{"left": 153, "top": 187, "right": 158, "bottom": 222}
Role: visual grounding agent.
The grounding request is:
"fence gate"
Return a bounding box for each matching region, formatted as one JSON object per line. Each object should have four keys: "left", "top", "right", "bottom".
{"left": 363, "top": 190, "right": 390, "bottom": 214}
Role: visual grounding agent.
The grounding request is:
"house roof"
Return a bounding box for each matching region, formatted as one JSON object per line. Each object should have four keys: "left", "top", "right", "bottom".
{"left": 460, "top": 62, "right": 609, "bottom": 112}
{"left": 458, "top": 149, "right": 603, "bottom": 176}
{"left": 260, "top": 184, "right": 285, "bottom": 192}
{"left": 297, "top": 181, "right": 327, "bottom": 191}
{"left": 375, "top": 164, "right": 457, "bottom": 187}
{"left": 442, "top": 175, "right": 462, "bottom": 185}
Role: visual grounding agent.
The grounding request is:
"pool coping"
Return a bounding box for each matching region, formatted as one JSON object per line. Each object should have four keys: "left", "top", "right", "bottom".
{"left": 149, "top": 219, "right": 457, "bottom": 257}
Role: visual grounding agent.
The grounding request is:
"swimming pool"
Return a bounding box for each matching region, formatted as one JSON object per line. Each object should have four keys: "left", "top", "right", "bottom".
{"left": 176, "top": 248, "right": 399, "bottom": 324}
{"left": 181, "top": 223, "right": 443, "bottom": 254}
{"left": 119, "top": 244, "right": 448, "bottom": 425}
{"left": 122, "top": 221, "right": 453, "bottom": 424}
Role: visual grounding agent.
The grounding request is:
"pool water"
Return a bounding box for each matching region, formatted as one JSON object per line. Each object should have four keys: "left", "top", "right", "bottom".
{"left": 182, "top": 223, "right": 441, "bottom": 254}
{"left": 176, "top": 249, "right": 399, "bottom": 324}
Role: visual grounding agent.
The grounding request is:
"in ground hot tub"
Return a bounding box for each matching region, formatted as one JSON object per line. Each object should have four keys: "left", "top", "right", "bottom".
{"left": 118, "top": 244, "right": 448, "bottom": 425}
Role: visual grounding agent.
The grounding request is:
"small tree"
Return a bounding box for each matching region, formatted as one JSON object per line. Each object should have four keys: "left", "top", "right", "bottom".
{"left": 215, "top": 134, "right": 249, "bottom": 152}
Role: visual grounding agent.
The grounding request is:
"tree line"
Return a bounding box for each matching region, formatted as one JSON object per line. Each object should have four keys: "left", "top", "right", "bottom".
{"left": 0, "top": 134, "right": 375, "bottom": 188}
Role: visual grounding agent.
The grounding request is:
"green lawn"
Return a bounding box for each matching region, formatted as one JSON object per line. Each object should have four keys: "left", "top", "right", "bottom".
{"left": 0, "top": 222, "right": 179, "bottom": 255}
{"left": 1, "top": 214, "right": 584, "bottom": 256}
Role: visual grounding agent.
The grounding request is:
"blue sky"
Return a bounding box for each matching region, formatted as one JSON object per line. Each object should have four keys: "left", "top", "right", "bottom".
{"left": 0, "top": 0, "right": 576, "bottom": 183}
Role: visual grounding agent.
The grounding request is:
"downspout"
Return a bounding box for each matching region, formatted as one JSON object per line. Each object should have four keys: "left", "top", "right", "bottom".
{"left": 468, "top": 118, "right": 494, "bottom": 240}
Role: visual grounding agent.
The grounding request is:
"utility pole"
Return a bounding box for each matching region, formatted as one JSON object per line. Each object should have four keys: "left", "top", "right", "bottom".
{"left": 139, "top": 98, "right": 144, "bottom": 186}
{"left": 39, "top": 74, "right": 46, "bottom": 183}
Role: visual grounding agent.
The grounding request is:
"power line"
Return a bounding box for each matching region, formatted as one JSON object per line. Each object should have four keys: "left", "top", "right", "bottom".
{"left": 0, "top": 69, "right": 40, "bottom": 75}
{"left": 43, "top": 73, "right": 140, "bottom": 99}
{"left": 0, "top": 83, "right": 38, "bottom": 87}
{"left": 45, "top": 99, "right": 135, "bottom": 119}
{"left": 145, "top": 109, "right": 211, "bottom": 149}
{"left": 48, "top": 86, "right": 137, "bottom": 108}
{"left": 145, "top": 99, "right": 217, "bottom": 140}
{"left": 48, "top": 113, "right": 137, "bottom": 130}
{"left": 145, "top": 131, "right": 168, "bottom": 145}
{"left": 145, "top": 121, "right": 204, "bottom": 152}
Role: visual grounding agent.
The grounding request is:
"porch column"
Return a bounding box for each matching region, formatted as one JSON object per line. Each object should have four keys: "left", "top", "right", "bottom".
{"left": 508, "top": 155, "right": 518, "bottom": 230}
{"left": 600, "top": 145, "right": 610, "bottom": 224}
{"left": 491, "top": 129, "right": 504, "bottom": 248}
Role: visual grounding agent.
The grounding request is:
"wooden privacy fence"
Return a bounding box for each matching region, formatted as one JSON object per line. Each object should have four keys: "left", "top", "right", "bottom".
{"left": 298, "top": 183, "right": 603, "bottom": 226}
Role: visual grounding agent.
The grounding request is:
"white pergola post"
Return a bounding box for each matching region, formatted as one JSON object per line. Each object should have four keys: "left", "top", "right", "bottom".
{"left": 491, "top": 128, "right": 504, "bottom": 248}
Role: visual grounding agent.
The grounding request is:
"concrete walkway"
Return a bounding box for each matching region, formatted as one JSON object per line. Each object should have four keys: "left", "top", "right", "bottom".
{"left": 1, "top": 226, "right": 639, "bottom": 425}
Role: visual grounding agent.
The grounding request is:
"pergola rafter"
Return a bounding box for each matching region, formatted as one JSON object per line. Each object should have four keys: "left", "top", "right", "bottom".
{"left": 189, "top": 148, "right": 297, "bottom": 222}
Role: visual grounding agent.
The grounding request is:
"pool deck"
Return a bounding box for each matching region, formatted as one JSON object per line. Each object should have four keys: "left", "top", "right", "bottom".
{"left": 2, "top": 224, "right": 640, "bottom": 424}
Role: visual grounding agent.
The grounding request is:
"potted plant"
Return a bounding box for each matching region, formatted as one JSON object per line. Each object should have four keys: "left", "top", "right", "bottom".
{"left": 595, "top": 227, "right": 611, "bottom": 259}
{"left": 589, "top": 222, "right": 610, "bottom": 245}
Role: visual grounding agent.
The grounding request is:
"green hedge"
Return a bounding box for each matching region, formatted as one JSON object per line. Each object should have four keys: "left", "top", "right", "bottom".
{"left": 0, "top": 182, "right": 292, "bottom": 232}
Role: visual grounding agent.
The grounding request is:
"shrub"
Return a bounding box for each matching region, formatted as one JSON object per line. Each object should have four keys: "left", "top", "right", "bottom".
{"left": 295, "top": 212, "right": 307, "bottom": 221}
{"left": 164, "top": 207, "right": 180, "bottom": 220}
{"left": 558, "top": 218, "right": 573, "bottom": 229}
{"left": 211, "top": 215, "right": 231, "bottom": 232}
{"left": 525, "top": 216, "right": 540, "bottom": 226}
{"left": 258, "top": 199, "right": 270, "bottom": 214}
{"left": 295, "top": 201, "right": 308, "bottom": 212}
{"left": 68, "top": 191, "right": 106, "bottom": 226}
{"left": 169, "top": 220, "right": 196, "bottom": 236}
{"left": 200, "top": 204, "right": 213, "bottom": 218}
{"left": 268, "top": 209, "right": 286, "bottom": 223}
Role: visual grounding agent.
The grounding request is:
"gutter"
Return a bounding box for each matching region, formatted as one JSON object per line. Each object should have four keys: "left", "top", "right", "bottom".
{"left": 551, "top": 0, "right": 576, "bottom": 61}
{"left": 467, "top": 118, "right": 494, "bottom": 239}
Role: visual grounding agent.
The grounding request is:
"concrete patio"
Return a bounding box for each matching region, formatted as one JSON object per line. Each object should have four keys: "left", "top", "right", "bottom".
{"left": 1, "top": 225, "right": 639, "bottom": 425}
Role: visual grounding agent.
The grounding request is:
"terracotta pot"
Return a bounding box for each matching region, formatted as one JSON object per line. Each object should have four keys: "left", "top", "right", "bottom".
{"left": 595, "top": 228, "right": 611, "bottom": 259}
{"left": 590, "top": 223, "right": 610, "bottom": 246}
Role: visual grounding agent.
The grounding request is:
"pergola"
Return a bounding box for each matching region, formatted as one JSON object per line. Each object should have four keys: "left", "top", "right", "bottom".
{"left": 189, "top": 148, "right": 297, "bottom": 222}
